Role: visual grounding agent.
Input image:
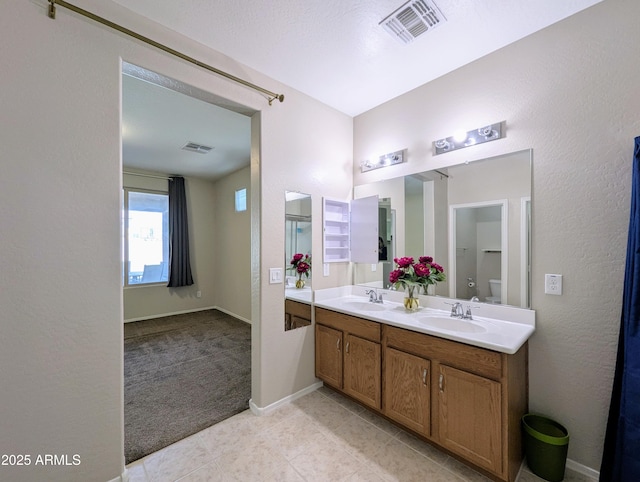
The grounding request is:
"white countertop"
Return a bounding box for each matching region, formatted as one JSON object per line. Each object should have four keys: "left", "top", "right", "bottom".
{"left": 285, "top": 287, "right": 313, "bottom": 304}
{"left": 313, "top": 286, "right": 535, "bottom": 354}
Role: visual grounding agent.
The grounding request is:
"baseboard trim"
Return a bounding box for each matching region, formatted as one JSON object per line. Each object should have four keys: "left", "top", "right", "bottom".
{"left": 212, "top": 306, "right": 252, "bottom": 325}
{"left": 124, "top": 305, "right": 253, "bottom": 324}
{"left": 566, "top": 458, "right": 599, "bottom": 480}
{"left": 249, "top": 382, "right": 323, "bottom": 416}
{"left": 124, "top": 306, "right": 218, "bottom": 323}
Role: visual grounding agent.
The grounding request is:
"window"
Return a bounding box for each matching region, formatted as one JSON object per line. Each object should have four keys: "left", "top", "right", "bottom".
{"left": 123, "top": 189, "right": 169, "bottom": 286}
{"left": 235, "top": 188, "right": 247, "bottom": 212}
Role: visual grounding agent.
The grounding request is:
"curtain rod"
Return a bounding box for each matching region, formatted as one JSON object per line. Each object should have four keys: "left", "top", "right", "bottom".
{"left": 123, "top": 171, "right": 173, "bottom": 181}
{"left": 47, "top": 0, "right": 285, "bottom": 106}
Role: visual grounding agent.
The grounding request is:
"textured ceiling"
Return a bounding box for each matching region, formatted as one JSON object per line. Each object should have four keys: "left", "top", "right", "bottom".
{"left": 113, "top": 0, "right": 602, "bottom": 116}
{"left": 117, "top": 0, "right": 602, "bottom": 179}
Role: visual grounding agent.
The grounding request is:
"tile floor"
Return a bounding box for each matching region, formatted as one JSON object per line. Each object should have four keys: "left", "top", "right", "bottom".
{"left": 126, "top": 386, "right": 595, "bottom": 482}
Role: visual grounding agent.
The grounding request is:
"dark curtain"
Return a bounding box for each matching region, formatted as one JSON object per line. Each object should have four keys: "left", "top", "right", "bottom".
{"left": 600, "top": 137, "right": 640, "bottom": 481}
{"left": 167, "top": 176, "right": 194, "bottom": 287}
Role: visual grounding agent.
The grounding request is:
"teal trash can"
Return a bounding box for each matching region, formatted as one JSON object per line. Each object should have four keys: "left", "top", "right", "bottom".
{"left": 522, "top": 414, "right": 570, "bottom": 482}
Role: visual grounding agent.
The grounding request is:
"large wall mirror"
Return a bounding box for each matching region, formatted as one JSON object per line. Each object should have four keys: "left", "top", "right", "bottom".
{"left": 354, "top": 149, "right": 532, "bottom": 308}
{"left": 284, "top": 191, "right": 313, "bottom": 330}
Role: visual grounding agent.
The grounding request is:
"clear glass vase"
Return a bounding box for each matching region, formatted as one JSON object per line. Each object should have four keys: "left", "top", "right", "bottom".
{"left": 403, "top": 285, "right": 419, "bottom": 312}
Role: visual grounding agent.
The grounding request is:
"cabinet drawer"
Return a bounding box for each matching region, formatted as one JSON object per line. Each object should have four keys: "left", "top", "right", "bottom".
{"left": 285, "top": 299, "right": 312, "bottom": 320}
{"left": 385, "top": 325, "right": 502, "bottom": 380}
{"left": 315, "top": 307, "right": 381, "bottom": 342}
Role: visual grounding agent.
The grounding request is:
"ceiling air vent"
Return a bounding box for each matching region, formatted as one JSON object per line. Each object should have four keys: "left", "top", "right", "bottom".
{"left": 181, "top": 142, "right": 214, "bottom": 154}
{"left": 380, "top": 0, "right": 446, "bottom": 44}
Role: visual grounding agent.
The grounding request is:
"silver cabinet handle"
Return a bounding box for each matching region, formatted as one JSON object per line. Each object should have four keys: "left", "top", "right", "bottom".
{"left": 345, "top": 341, "right": 350, "bottom": 354}
{"left": 336, "top": 338, "right": 340, "bottom": 351}
{"left": 422, "top": 368, "right": 428, "bottom": 385}
{"left": 439, "top": 373, "right": 444, "bottom": 391}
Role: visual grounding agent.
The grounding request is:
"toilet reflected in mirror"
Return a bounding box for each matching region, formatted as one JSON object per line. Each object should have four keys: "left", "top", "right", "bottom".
{"left": 284, "top": 191, "right": 312, "bottom": 331}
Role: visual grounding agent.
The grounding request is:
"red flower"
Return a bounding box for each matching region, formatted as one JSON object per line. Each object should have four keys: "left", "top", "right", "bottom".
{"left": 291, "top": 253, "right": 304, "bottom": 264}
{"left": 413, "top": 263, "right": 431, "bottom": 277}
{"left": 394, "top": 256, "right": 414, "bottom": 268}
{"left": 419, "top": 256, "right": 433, "bottom": 264}
{"left": 389, "top": 269, "right": 404, "bottom": 284}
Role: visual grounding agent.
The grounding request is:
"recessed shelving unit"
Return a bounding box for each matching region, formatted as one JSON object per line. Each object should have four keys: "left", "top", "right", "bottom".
{"left": 323, "top": 198, "right": 351, "bottom": 262}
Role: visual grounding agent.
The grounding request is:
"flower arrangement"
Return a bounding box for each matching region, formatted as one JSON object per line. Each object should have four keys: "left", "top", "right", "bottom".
{"left": 389, "top": 256, "right": 445, "bottom": 300}
{"left": 288, "top": 253, "right": 311, "bottom": 288}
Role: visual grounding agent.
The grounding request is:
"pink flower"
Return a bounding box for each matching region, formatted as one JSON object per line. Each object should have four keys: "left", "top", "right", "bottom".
{"left": 291, "top": 253, "right": 304, "bottom": 264}
{"left": 389, "top": 269, "right": 404, "bottom": 284}
{"left": 394, "top": 257, "right": 414, "bottom": 268}
{"left": 296, "top": 261, "right": 310, "bottom": 274}
{"left": 419, "top": 256, "right": 433, "bottom": 264}
{"left": 431, "top": 262, "right": 443, "bottom": 273}
{"left": 413, "top": 263, "right": 431, "bottom": 277}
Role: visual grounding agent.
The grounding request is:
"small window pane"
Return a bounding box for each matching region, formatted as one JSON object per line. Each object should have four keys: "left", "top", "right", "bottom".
{"left": 127, "top": 191, "right": 169, "bottom": 285}
{"left": 235, "top": 188, "right": 247, "bottom": 212}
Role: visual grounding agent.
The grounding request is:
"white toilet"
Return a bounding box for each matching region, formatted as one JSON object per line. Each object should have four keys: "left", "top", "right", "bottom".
{"left": 485, "top": 279, "right": 502, "bottom": 304}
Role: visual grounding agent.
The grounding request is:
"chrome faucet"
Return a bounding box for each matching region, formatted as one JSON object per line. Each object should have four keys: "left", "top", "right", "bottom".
{"left": 447, "top": 302, "right": 465, "bottom": 318}
{"left": 446, "top": 301, "right": 476, "bottom": 319}
{"left": 365, "top": 289, "right": 384, "bottom": 304}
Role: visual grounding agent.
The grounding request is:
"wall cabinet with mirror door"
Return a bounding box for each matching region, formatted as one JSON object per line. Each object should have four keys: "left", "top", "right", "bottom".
{"left": 322, "top": 196, "right": 379, "bottom": 264}
{"left": 353, "top": 149, "right": 532, "bottom": 308}
{"left": 285, "top": 191, "right": 313, "bottom": 331}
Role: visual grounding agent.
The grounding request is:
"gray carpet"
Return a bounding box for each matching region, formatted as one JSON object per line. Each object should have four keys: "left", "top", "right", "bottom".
{"left": 124, "top": 309, "right": 251, "bottom": 464}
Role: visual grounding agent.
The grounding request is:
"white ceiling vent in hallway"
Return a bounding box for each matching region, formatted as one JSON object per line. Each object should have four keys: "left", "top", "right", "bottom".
{"left": 380, "top": 0, "right": 447, "bottom": 44}
{"left": 181, "top": 142, "right": 214, "bottom": 154}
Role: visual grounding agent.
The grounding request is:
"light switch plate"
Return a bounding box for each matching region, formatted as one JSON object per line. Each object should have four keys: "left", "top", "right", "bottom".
{"left": 323, "top": 263, "right": 330, "bottom": 277}
{"left": 269, "top": 267, "right": 283, "bottom": 284}
{"left": 544, "top": 274, "right": 563, "bottom": 295}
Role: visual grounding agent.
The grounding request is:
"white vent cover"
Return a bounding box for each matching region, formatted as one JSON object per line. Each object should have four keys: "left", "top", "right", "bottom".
{"left": 380, "top": 0, "right": 446, "bottom": 44}
{"left": 181, "top": 142, "right": 213, "bottom": 154}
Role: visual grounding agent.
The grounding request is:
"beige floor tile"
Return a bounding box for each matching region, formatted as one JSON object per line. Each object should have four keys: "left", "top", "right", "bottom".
{"left": 197, "top": 412, "right": 266, "bottom": 460}
{"left": 345, "top": 464, "right": 388, "bottom": 481}
{"left": 328, "top": 411, "right": 394, "bottom": 461}
{"left": 394, "top": 430, "right": 451, "bottom": 466}
{"left": 259, "top": 410, "right": 330, "bottom": 461}
{"left": 291, "top": 389, "right": 355, "bottom": 432}
{"left": 355, "top": 408, "right": 402, "bottom": 437}
{"left": 126, "top": 461, "right": 149, "bottom": 482}
{"left": 320, "top": 387, "right": 367, "bottom": 415}
{"left": 288, "top": 436, "right": 365, "bottom": 481}
{"left": 444, "top": 457, "right": 491, "bottom": 481}
{"left": 365, "top": 437, "right": 451, "bottom": 481}
{"left": 175, "top": 461, "right": 228, "bottom": 482}
{"left": 143, "top": 434, "right": 211, "bottom": 482}
{"left": 214, "top": 435, "right": 303, "bottom": 482}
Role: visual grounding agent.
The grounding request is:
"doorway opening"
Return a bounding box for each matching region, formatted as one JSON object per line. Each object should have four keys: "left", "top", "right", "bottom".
{"left": 121, "top": 62, "right": 257, "bottom": 463}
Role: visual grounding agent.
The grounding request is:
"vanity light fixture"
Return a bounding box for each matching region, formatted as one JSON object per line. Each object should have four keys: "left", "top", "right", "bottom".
{"left": 361, "top": 149, "right": 405, "bottom": 173}
{"left": 433, "top": 122, "right": 505, "bottom": 155}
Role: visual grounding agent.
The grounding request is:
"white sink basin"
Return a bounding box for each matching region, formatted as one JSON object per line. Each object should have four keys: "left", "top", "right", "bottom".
{"left": 418, "top": 316, "right": 487, "bottom": 333}
{"left": 340, "top": 301, "right": 387, "bottom": 312}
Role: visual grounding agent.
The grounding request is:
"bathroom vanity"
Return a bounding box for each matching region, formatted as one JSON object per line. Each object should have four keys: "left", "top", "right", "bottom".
{"left": 313, "top": 287, "right": 534, "bottom": 482}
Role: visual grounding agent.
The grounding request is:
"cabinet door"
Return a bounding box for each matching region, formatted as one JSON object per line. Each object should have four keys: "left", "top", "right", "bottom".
{"left": 343, "top": 334, "right": 381, "bottom": 409}
{"left": 384, "top": 347, "right": 430, "bottom": 436}
{"left": 438, "top": 364, "right": 502, "bottom": 473}
{"left": 315, "top": 324, "right": 343, "bottom": 389}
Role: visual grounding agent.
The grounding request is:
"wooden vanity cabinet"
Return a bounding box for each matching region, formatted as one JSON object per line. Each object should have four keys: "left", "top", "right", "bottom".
{"left": 314, "top": 307, "right": 527, "bottom": 482}
{"left": 315, "top": 308, "right": 381, "bottom": 410}
{"left": 384, "top": 325, "right": 527, "bottom": 481}
{"left": 285, "top": 299, "right": 312, "bottom": 330}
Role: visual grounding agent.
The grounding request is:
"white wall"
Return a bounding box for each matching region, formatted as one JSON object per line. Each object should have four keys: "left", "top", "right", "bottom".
{"left": 353, "top": 0, "right": 640, "bottom": 471}
{"left": 123, "top": 172, "right": 217, "bottom": 321}
{"left": 0, "top": 1, "right": 352, "bottom": 480}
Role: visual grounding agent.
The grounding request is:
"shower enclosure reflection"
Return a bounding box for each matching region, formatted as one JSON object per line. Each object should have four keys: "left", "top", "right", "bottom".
{"left": 284, "top": 191, "right": 313, "bottom": 330}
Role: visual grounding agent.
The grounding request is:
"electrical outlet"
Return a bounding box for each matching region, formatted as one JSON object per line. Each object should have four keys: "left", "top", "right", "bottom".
{"left": 323, "top": 263, "right": 330, "bottom": 277}
{"left": 371, "top": 263, "right": 377, "bottom": 272}
{"left": 544, "top": 274, "right": 563, "bottom": 295}
{"left": 196, "top": 290, "right": 202, "bottom": 298}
